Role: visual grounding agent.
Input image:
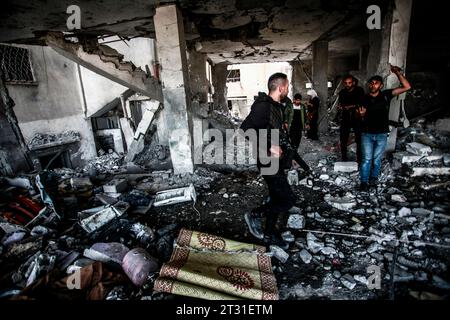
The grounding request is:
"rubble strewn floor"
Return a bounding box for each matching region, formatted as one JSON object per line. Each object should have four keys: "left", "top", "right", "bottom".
{"left": 1, "top": 124, "right": 449, "bottom": 300}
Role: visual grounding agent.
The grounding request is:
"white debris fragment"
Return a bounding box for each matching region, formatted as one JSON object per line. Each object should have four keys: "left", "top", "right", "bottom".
{"left": 306, "top": 232, "right": 325, "bottom": 254}
{"left": 411, "top": 167, "right": 450, "bottom": 177}
{"left": 319, "top": 174, "right": 330, "bottom": 181}
{"left": 287, "top": 214, "right": 305, "bottom": 230}
{"left": 281, "top": 231, "right": 295, "bottom": 243}
{"left": 287, "top": 170, "right": 299, "bottom": 186}
{"left": 391, "top": 194, "right": 407, "bottom": 203}
{"left": 398, "top": 207, "right": 412, "bottom": 217}
{"left": 341, "top": 274, "right": 357, "bottom": 290}
{"left": 406, "top": 142, "right": 432, "bottom": 156}
{"left": 334, "top": 162, "right": 358, "bottom": 173}
{"left": 324, "top": 193, "right": 357, "bottom": 211}
{"left": 270, "top": 245, "right": 289, "bottom": 263}
{"left": 298, "top": 249, "right": 312, "bottom": 264}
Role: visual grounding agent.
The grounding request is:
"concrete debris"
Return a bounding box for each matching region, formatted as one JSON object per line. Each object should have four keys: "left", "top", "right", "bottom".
{"left": 334, "top": 162, "right": 358, "bottom": 173}
{"left": 406, "top": 142, "right": 432, "bottom": 156}
{"left": 287, "top": 214, "right": 305, "bottom": 230}
{"left": 391, "top": 194, "right": 407, "bottom": 203}
{"left": 29, "top": 131, "right": 81, "bottom": 149}
{"left": 324, "top": 193, "right": 357, "bottom": 211}
{"left": 270, "top": 245, "right": 289, "bottom": 263}
{"left": 103, "top": 178, "right": 128, "bottom": 194}
{"left": 79, "top": 201, "right": 130, "bottom": 233}
{"left": 153, "top": 184, "right": 196, "bottom": 207}
{"left": 287, "top": 170, "right": 299, "bottom": 186}
{"left": 298, "top": 249, "right": 313, "bottom": 264}
{"left": 411, "top": 167, "right": 450, "bottom": 177}
{"left": 398, "top": 207, "right": 412, "bottom": 217}
{"left": 281, "top": 231, "right": 295, "bottom": 243}
{"left": 341, "top": 274, "right": 357, "bottom": 290}
{"left": 306, "top": 232, "right": 325, "bottom": 254}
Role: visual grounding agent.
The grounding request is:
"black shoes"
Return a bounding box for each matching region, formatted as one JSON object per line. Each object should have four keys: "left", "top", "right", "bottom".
{"left": 359, "top": 182, "right": 369, "bottom": 192}
{"left": 369, "top": 178, "right": 379, "bottom": 187}
{"left": 244, "top": 212, "right": 264, "bottom": 239}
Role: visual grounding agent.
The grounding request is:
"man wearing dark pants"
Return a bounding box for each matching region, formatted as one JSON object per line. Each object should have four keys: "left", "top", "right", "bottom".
{"left": 289, "top": 93, "right": 307, "bottom": 150}
{"left": 338, "top": 75, "right": 365, "bottom": 164}
{"left": 358, "top": 65, "right": 411, "bottom": 191}
{"left": 240, "top": 73, "right": 296, "bottom": 248}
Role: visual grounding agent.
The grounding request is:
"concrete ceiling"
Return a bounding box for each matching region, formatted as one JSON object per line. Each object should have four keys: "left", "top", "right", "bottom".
{"left": 0, "top": 0, "right": 373, "bottom": 64}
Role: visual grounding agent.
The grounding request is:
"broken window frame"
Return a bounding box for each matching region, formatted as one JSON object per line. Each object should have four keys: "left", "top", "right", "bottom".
{"left": 226, "top": 69, "right": 241, "bottom": 83}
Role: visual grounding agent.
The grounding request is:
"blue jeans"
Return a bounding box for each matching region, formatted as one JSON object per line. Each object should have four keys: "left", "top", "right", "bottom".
{"left": 360, "top": 133, "right": 388, "bottom": 183}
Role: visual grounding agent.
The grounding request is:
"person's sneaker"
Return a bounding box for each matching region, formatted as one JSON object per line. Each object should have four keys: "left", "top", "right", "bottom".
{"left": 263, "top": 234, "right": 289, "bottom": 250}
{"left": 244, "top": 213, "right": 264, "bottom": 239}
{"left": 359, "top": 182, "right": 369, "bottom": 192}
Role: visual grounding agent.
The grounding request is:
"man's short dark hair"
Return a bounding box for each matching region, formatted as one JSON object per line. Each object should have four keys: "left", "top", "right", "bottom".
{"left": 368, "top": 75, "right": 383, "bottom": 84}
{"left": 343, "top": 74, "right": 355, "bottom": 82}
{"left": 294, "top": 93, "right": 302, "bottom": 100}
{"left": 268, "top": 73, "right": 288, "bottom": 92}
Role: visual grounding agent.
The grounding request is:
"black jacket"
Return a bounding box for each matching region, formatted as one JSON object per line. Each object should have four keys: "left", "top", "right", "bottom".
{"left": 240, "top": 92, "right": 292, "bottom": 170}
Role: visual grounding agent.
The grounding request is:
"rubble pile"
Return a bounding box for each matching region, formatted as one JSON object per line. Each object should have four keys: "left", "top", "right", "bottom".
{"left": 1, "top": 119, "right": 449, "bottom": 301}
{"left": 29, "top": 131, "right": 81, "bottom": 149}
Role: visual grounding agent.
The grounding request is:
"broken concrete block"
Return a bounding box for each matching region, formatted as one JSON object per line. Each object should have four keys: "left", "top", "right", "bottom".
{"left": 334, "top": 162, "right": 358, "bottom": 173}
{"left": 299, "top": 249, "right": 312, "bottom": 264}
{"left": 406, "top": 142, "right": 432, "bottom": 156}
{"left": 341, "top": 274, "right": 357, "bottom": 290}
{"left": 103, "top": 179, "right": 128, "bottom": 194}
{"left": 354, "top": 275, "right": 368, "bottom": 286}
{"left": 444, "top": 154, "right": 450, "bottom": 166}
{"left": 83, "top": 242, "right": 130, "bottom": 264}
{"left": 153, "top": 184, "right": 196, "bottom": 207}
{"left": 411, "top": 167, "right": 450, "bottom": 177}
{"left": 287, "top": 170, "right": 299, "bottom": 186}
{"left": 324, "top": 194, "right": 356, "bottom": 211}
{"left": 70, "top": 177, "right": 92, "bottom": 189}
{"left": 79, "top": 201, "right": 130, "bottom": 233}
{"left": 398, "top": 207, "right": 412, "bottom": 217}
{"left": 319, "top": 174, "right": 330, "bottom": 180}
{"left": 321, "top": 247, "right": 337, "bottom": 256}
{"left": 122, "top": 248, "right": 159, "bottom": 287}
{"left": 281, "top": 231, "right": 295, "bottom": 243}
{"left": 391, "top": 194, "right": 407, "bottom": 203}
{"left": 270, "top": 245, "right": 289, "bottom": 263}
{"left": 287, "top": 214, "right": 305, "bottom": 230}
{"left": 307, "top": 232, "right": 324, "bottom": 254}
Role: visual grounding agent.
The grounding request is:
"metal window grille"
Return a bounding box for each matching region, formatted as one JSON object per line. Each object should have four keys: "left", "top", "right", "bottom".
{"left": 0, "top": 44, "right": 35, "bottom": 83}
{"left": 226, "top": 69, "right": 240, "bottom": 82}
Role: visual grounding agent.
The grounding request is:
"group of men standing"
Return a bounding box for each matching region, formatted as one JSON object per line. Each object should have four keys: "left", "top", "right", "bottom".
{"left": 241, "top": 65, "right": 411, "bottom": 247}
{"left": 338, "top": 65, "right": 411, "bottom": 191}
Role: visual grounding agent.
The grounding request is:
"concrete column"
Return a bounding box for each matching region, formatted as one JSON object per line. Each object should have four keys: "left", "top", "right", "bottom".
{"left": 188, "top": 50, "right": 209, "bottom": 104}
{"left": 385, "top": 0, "right": 412, "bottom": 152}
{"left": 312, "top": 40, "right": 329, "bottom": 134}
{"left": 212, "top": 62, "right": 228, "bottom": 113}
{"left": 154, "top": 4, "right": 194, "bottom": 174}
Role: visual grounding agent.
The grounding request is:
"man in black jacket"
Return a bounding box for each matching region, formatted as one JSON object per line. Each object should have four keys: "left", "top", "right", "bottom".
{"left": 240, "top": 73, "right": 296, "bottom": 248}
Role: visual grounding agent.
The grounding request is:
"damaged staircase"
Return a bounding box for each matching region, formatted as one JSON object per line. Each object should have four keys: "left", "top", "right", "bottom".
{"left": 45, "top": 32, "right": 163, "bottom": 102}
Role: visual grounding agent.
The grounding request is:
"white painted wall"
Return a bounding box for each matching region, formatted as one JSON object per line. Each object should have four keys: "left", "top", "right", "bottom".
{"left": 5, "top": 44, "right": 97, "bottom": 165}
{"left": 226, "top": 62, "right": 293, "bottom": 119}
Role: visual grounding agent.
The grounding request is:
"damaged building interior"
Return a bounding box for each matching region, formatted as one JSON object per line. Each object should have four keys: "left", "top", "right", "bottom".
{"left": 0, "top": 0, "right": 450, "bottom": 303}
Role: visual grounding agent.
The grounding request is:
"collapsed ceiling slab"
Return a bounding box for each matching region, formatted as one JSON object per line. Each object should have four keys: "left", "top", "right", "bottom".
{"left": 0, "top": 0, "right": 373, "bottom": 64}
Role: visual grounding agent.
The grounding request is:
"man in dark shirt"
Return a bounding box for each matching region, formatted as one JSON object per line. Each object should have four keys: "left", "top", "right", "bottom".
{"left": 338, "top": 75, "right": 365, "bottom": 164}
{"left": 358, "top": 65, "right": 411, "bottom": 191}
{"left": 240, "top": 73, "right": 296, "bottom": 249}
